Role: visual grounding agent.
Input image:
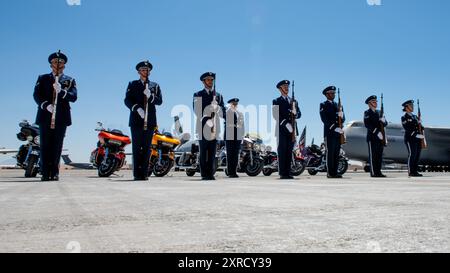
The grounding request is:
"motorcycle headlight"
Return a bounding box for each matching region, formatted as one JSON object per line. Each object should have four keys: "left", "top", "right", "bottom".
{"left": 254, "top": 143, "right": 261, "bottom": 152}
{"left": 109, "top": 139, "right": 122, "bottom": 146}
{"left": 34, "top": 136, "right": 40, "bottom": 145}
{"left": 260, "top": 144, "right": 266, "bottom": 152}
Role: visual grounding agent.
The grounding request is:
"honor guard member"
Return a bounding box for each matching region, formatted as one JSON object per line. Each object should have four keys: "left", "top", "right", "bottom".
{"left": 125, "top": 60, "right": 163, "bottom": 181}
{"left": 401, "top": 100, "right": 424, "bottom": 177}
{"left": 320, "top": 86, "right": 345, "bottom": 178}
{"left": 224, "top": 98, "right": 245, "bottom": 178}
{"left": 193, "top": 72, "right": 225, "bottom": 180}
{"left": 364, "top": 95, "right": 388, "bottom": 178}
{"left": 272, "top": 80, "right": 301, "bottom": 180}
{"left": 33, "top": 51, "right": 77, "bottom": 182}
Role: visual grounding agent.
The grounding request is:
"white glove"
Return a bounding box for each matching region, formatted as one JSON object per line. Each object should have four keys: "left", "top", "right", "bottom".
{"left": 338, "top": 111, "right": 344, "bottom": 118}
{"left": 416, "top": 134, "right": 425, "bottom": 139}
{"left": 290, "top": 108, "right": 297, "bottom": 116}
{"left": 46, "top": 104, "right": 54, "bottom": 113}
{"left": 377, "top": 132, "right": 384, "bottom": 140}
{"left": 53, "top": 82, "right": 62, "bottom": 93}
{"left": 334, "top": 128, "right": 344, "bottom": 134}
{"left": 143, "top": 88, "right": 151, "bottom": 99}
{"left": 137, "top": 108, "right": 145, "bottom": 119}
{"left": 286, "top": 123, "right": 293, "bottom": 133}
{"left": 206, "top": 119, "right": 214, "bottom": 128}
{"left": 211, "top": 101, "right": 219, "bottom": 112}
{"left": 380, "top": 117, "right": 386, "bottom": 123}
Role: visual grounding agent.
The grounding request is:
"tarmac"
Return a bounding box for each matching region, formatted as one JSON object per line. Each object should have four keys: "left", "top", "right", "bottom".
{"left": 0, "top": 169, "right": 449, "bottom": 253}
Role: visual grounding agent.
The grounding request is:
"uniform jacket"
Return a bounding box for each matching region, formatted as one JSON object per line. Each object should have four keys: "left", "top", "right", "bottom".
{"left": 364, "top": 109, "right": 388, "bottom": 142}
{"left": 224, "top": 108, "right": 245, "bottom": 141}
{"left": 401, "top": 113, "right": 421, "bottom": 142}
{"left": 320, "top": 100, "right": 345, "bottom": 138}
{"left": 272, "top": 96, "right": 301, "bottom": 138}
{"left": 124, "top": 80, "right": 162, "bottom": 128}
{"left": 33, "top": 73, "right": 77, "bottom": 127}
{"left": 193, "top": 89, "right": 225, "bottom": 139}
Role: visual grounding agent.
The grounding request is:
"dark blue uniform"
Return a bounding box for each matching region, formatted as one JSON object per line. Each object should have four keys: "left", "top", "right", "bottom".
{"left": 272, "top": 96, "right": 301, "bottom": 178}
{"left": 401, "top": 113, "right": 422, "bottom": 176}
{"left": 224, "top": 107, "right": 245, "bottom": 177}
{"left": 320, "top": 100, "right": 345, "bottom": 177}
{"left": 124, "top": 79, "right": 162, "bottom": 179}
{"left": 364, "top": 109, "right": 388, "bottom": 177}
{"left": 33, "top": 73, "right": 77, "bottom": 180}
{"left": 193, "top": 89, "right": 225, "bottom": 180}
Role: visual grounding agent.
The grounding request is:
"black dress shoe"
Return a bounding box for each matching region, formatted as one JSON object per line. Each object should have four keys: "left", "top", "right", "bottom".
{"left": 134, "top": 177, "right": 147, "bottom": 181}
{"left": 202, "top": 177, "right": 215, "bottom": 181}
{"left": 410, "top": 173, "right": 423, "bottom": 177}
{"left": 228, "top": 174, "right": 239, "bottom": 178}
{"left": 372, "top": 174, "right": 387, "bottom": 178}
{"left": 327, "top": 175, "right": 342, "bottom": 179}
{"left": 41, "top": 176, "right": 50, "bottom": 182}
{"left": 52, "top": 176, "right": 59, "bottom": 181}
{"left": 280, "top": 176, "right": 294, "bottom": 180}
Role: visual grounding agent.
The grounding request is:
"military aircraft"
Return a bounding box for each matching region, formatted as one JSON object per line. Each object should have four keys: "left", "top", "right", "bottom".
{"left": 343, "top": 121, "right": 450, "bottom": 172}
{"left": 0, "top": 147, "right": 18, "bottom": 154}
{"left": 61, "top": 155, "right": 95, "bottom": 170}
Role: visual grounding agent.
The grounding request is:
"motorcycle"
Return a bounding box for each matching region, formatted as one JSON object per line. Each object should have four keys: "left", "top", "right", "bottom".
{"left": 15, "top": 120, "right": 40, "bottom": 177}
{"left": 148, "top": 128, "right": 180, "bottom": 177}
{"left": 301, "top": 143, "right": 349, "bottom": 176}
{"left": 176, "top": 140, "right": 220, "bottom": 177}
{"left": 220, "top": 135, "right": 264, "bottom": 177}
{"left": 261, "top": 144, "right": 305, "bottom": 177}
{"left": 90, "top": 122, "right": 131, "bottom": 177}
{"left": 261, "top": 146, "right": 277, "bottom": 176}
{"left": 178, "top": 141, "right": 201, "bottom": 177}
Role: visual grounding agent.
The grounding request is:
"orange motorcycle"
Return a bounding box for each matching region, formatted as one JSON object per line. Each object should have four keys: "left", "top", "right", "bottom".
{"left": 90, "top": 122, "right": 131, "bottom": 177}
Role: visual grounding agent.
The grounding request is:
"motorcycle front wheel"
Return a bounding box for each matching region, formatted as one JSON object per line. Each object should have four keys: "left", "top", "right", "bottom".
{"left": 290, "top": 159, "right": 306, "bottom": 176}
{"left": 98, "top": 156, "right": 119, "bottom": 177}
{"left": 25, "top": 154, "right": 39, "bottom": 178}
{"left": 262, "top": 168, "right": 274, "bottom": 176}
{"left": 153, "top": 159, "right": 174, "bottom": 177}
{"left": 245, "top": 158, "right": 263, "bottom": 177}
{"left": 186, "top": 169, "right": 196, "bottom": 177}
{"left": 337, "top": 158, "right": 349, "bottom": 175}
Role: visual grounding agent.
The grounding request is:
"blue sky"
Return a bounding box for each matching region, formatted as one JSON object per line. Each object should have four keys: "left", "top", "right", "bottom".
{"left": 1, "top": 0, "right": 450, "bottom": 162}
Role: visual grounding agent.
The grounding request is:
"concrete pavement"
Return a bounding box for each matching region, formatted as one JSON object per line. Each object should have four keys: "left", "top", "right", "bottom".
{"left": 0, "top": 170, "right": 449, "bottom": 253}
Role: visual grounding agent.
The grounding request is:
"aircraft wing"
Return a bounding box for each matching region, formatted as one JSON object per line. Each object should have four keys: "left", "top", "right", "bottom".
{"left": 344, "top": 121, "right": 450, "bottom": 166}
{"left": 0, "top": 148, "right": 18, "bottom": 154}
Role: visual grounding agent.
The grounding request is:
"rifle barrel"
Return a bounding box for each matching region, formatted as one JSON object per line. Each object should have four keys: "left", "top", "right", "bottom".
{"left": 50, "top": 50, "right": 61, "bottom": 130}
